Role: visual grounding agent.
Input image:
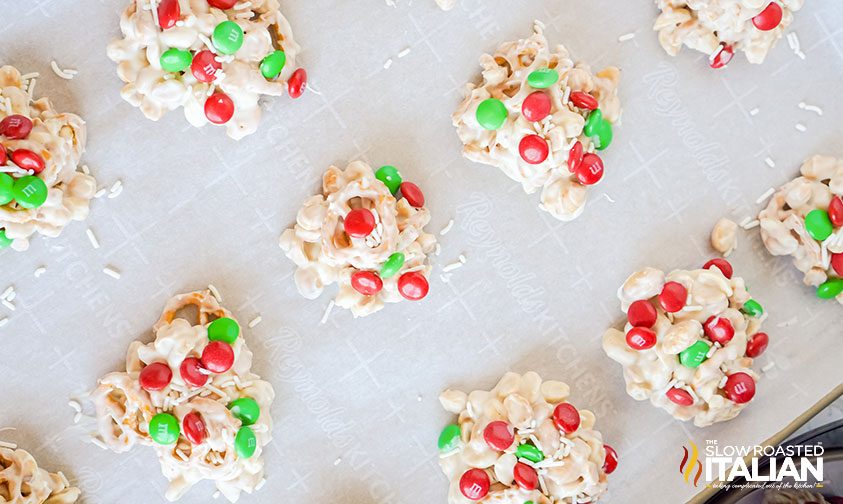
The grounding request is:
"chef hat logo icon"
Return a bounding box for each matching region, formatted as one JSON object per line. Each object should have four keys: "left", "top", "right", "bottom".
{"left": 680, "top": 440, "right": 703, "bottom": 487}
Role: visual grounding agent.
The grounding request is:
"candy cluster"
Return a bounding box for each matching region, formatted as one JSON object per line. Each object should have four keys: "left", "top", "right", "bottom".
{"left": 654, "top": 0, "right": 804, "bottom": 68}
{"left": 0, "top": 66, "right": 96, "bottom": 252}
{"left": 759, "top": 155, "right": 843, "bottom": 304}
{"left": 602, "top": 261, "right": 768, "bottom": 427}
{"left": 0, "top": 444, "right": 80, "bottom": 504}
{"left": 280, "top": 161, "right": 437, "bottom": 317}
{"left": 438, "top": 372, "right": 616, "bottom": 504}
{"left": 107, "top": 0, "right": 304, "bottom": 140}
{"left": 452, "top": 22, "right": 621, "bottom": 221}
{"left": 92, "top": 290, "right": 274, "bottom": 502}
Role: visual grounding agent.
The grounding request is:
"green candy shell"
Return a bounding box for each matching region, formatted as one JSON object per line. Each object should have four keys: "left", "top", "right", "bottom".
{"left": 260, "top": 50, "right": 286, "bottom": 79}
{"left": 149, "top": 413, "right": 180, "bottom": 445}
{"left": 0, "top": 230, "right": 12, "bottom": 249}
{"left": 516, "top": 443, "right": 545, "bottom": 463}
{"left": 741, "top": 299, "right": 763, "bottom": 317}
{"left": 160, "top": 48, "right": 192, "bottom": 73}
{"left": 527, "top": 68, "right": 559, "bottom": 89}
{"left": 678, "top": 340, "right": 710, "bottom": 369}
{"left": 375, "top": 165, "right": 402, "bottom": 194}
{"left": 229, "top": 397, "right": 260, "bottom": 426}
{"left": 381, "top": 252, "right": 405, "bottom": 279}
{"left": 438, "top": 424, "right": 461, "bottom": 452}
{"left": 235, "top": 426, "right": 257, "bottom": 458}
{"left": 593, "top": 120, "right": 613, "bottom": 150}
{"left": 13, "top": 176, "right": 48, "bottom": 209}
{"left": 0, "top": 173, "right": 13, "bottom": 205}
{"left": 583, "top": 109, "right": 603, "bottom": 137}
{"left": 475, "top": 98, "right": 507, "bottom": 130}
{"left": 805, "top": 209, "right": 834, "bottom": 241}
{"left": 817, "top": 278, "right": 843, "bottom": 299}
{"left": 208, "top": 317, "right": 239, "bottom": 344}
{"left": 213, "top": 21, "right": 244, "bottom": 55}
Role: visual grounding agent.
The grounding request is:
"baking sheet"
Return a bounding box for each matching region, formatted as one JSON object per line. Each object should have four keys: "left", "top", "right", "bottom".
{"left": 1, "top": 0, "right": 842, "bottom": 502}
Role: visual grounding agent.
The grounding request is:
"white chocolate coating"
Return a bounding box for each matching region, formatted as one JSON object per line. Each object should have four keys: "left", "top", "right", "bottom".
{"left": 0, "top": 66, "right": 96, "bottom": 252}
{"left": 279, "top": 161, "right": 437, "bottom": 317}
{"left": 602, "top": 267, "right": 765, "bottom": 427}
{"left": 438, "top": 371, "right": 611, "bottom": 504}
{"left": 759, "top": 155, "right": 843, "bottom": 304}
{"left": 107, "top": 0, "right": 301, "bottom": 140}
{"left": 0, "top": 445, "right": 80, "bottom": 504}
{"left": 91, "top": 290, "right": 274, "bottom": 502}
{"left": 710, "top": 217, "right": 738, "bottom": 256}
{"left": 435, "top": 0, "right": 457, "bottom": 10}
{"left": 452, "top": 22, "right": 621, "bottom": 221}
{"left": 654, "top": 0, "right": 804, "bottom": 64}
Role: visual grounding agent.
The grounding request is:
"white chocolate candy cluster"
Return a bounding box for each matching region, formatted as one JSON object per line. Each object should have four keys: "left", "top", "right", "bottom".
{"left": 438, "top": 371, "right": 614, "bottom": 504}
{"left": 602, "top": 265, "right": 767, "bottom": 427}
{"left": 452, "top": 22, "right": 621, "bottom": 222}
{"left": 0, "top": 444, "right": 80, "bottom": 504}
{"left": 654, "top": 0, "right": 804, "bottom": 66}
{"left": 107, "top": 0, "right": 302, "bottom": 140}
{"left": 759, "top": 155, "right": 843, "bottom": 304}
{"left": 279, "top": 161, "right": 437, "bottom": 317}
{"left": 0, "top": 66, "right": 96, "bottom": 252}
{"left": 91, "top": 290, "right": 274, "bottom": 502}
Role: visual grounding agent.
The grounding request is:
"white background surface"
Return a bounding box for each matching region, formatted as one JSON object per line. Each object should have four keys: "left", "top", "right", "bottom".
{"left": 1, "top": 0, "right": 842, "bottom": 503}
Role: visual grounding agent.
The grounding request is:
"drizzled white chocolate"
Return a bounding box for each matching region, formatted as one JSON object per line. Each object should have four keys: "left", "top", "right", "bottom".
{"left": 0, "top": 66, "right": 96, "bottom": 252}
{"left": 452, "top": 22, "right": 621, "bottom": 221}
{"left": 279, "top": 161, "right": 437, "bottom": 317}
{"left": 438, "top": 371, "right": 611, "bottom": 504}
{"left": 602, "top": 266, "right": 765, "bottom": 427}
{"left": 91, "top": 290, "right": 274, "bottom": 502}
{"left": 107, "top": 0, "right": 301, "bottom": 140}
{"left": 759, "top": 155, "right": 843, "bottom": 303}
{"left": 0, "top": 444, "right": 80, "bottom": 504}
{"left": 654, "top": 0, "right": 804, "bottom": 64}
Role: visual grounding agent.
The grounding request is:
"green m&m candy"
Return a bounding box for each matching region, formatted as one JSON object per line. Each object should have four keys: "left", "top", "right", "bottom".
{"left": 516, "top": 443, "right": 544, "bottom": 463}
{"left": 0, "top": 173, "right": 13, "bottom": 205}
{"left": 0, "top": 229, "right": 12, "bottom": 249}
{"left": 213, "top": 21, "right": 244, "bottom": 55}
{"left": 159, "top": 48, "right": 193, "bottom": 73}
{"left": 817, "top": 278, "right": 843, "bottom": 299}
{"left": 380, "top": 252, "right": 405, "bottom": 279}
{"left": 679, "top": 340, "right": 710, "bottom": 369}
{"left": 476, "top": 98, "right": 507, "bottom": 130}
{"left": 208, "top": 317, "right": 239, "bottom": 344}
{"left": 260, "top": 50, "right": 286, "bottom": 79}
{"left": 584, "top": 109, "right": 613, "bottom": 150}
{"left": 741, "top": 299, "right": 763, "bottom": 317}
{"left": 805, "top": 209, "right": 833, "bottom": 241}
{"left": 149, "top": 413, "right": 180, "bottom": 445}
{"left": 228, "top": 397, "right": 260, "bottom": 426}
{"left": 235, "top": 426, "right": 257, "bottom": 458}
{"left": 527, "top": 67, "right": 559, "bottom": 89}
{"left": 375, "top": 165, "right": 402, "bottom": 194}
{"left": 438, "top": 424, "right": 461, "bottom": 452}
{"left": 13, "top": 176, "right": 48, "bottom": 209}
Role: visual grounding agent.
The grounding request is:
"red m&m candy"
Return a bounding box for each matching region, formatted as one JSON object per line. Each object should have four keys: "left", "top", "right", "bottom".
{"left": 603, "top": 444, "right": 618, "bottom": 474}
{"left": 703, "top": 258, "right": 733, "bottom": 279}
{"left": 459, "top": 469, "right": 490, "bottom": 500}
{"left": 182, "top": 411, "right": 206, "bottom": 444}
{"left": 10, "top": 149, "right": 45, "bottom": 174}
{"left": 351, "top": 271, "right": 383, "bottom": 296}
{"left": 519, "top": 134, "right": 549, "bottom": 164}
{"left": 139, "top": 362, "right": 173, "bottom": 391}
{"left": 575, "top": 153, "right": 604, "bottom": 185}
{"left": 288, "top": 68, "right": 307, "bottom": 99}
{"left": 343, "top": 208, "right": 375, "bottom": 237}
{"left": 627, "top": 300, "right": 657, "bottom": 328}
{"left": 724, "top": 372, "right": 755, "bottom": 403}
{"left": 745, "top": 332, "right": 769, "bottom": 358}
{"left": 832, "top": 253, "right": 843, "bottom": 276}
{"left": 752, "top": 2, "right": 783, "bottom": 31}
{"left": 191, "top": 50, "right": 222, "bottom": 83}
{"left": 829, "top": 196, "right": 843, "bottom": 227}
{"left": 626, "top": 327, "right": 656, "bottom": 350}
{"left": 552, "top": 402, "right": 580, "bottom": 433}
{"left": 522, "top": 91, "right": 551, "bottom": 122}
{"left": 666, "top": 387, "right": 694, "bottom": 406}
{"left": 157, "top": 0, "right": 180, "bottom": 29}
{"left": 204, "top": 92, "right": 234, "bottom": 124}
{"left": 399, "top": 182, "right": 425, "bottom": 208}
{"left": 703, "top": 316, "right": 734, "bottom": 345}
{"left": 180, "top": 357, "right": 208, "bottom": 387}
{"left": 482, "top": 420, "right": 514, "bottom": 451}
{"left": 208, "top": 0, "right": 237, "bottom": 8}
{"left": 0, "top": 145, "right": 6, "bottom": 165}
{"left": 201, "top": 341, "right": 235, "bottom": 373}
{"left": 398, "top": 271, "right": 429, "bottom": 300}
{"left": 0, "top": 115, "right": 33, "bottom": 139}
{"left": 659, "top": 281, "right": 687, "bottom": 313}
{"left": 567, "top": 140, "right": 583, "bottom": 173}
{"left": 570, "top": 91, "right": 598, "bottom": 111}
{"left": 513, "top": 462, "right": 538, "bottom": 490}
{"left": 710, "top": 44, "right": 734, "bottom": 69}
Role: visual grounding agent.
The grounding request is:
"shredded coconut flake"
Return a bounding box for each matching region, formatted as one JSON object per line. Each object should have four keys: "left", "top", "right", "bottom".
{"left": 103, "top": 266, "right": 121, "bottom": 280}
{"left": 50, "top": 60, "right": 76, "bottom": 80}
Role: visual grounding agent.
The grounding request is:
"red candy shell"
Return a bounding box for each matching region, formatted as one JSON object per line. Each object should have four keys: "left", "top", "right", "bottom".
{"left": 139, "top": 362, "right": 173, "bottom": 391}
{"left": 752, "top": 2, "right": 783, "bottom": 31}
{"left": 724, "top": 372, "right": 755, "bottom": 404}
{"left": 200, "top": 341, "right": 235, "bottom": 373}
{"left": 522, "top": 91, "right": 551, "bottom": 122}
{"left": 0, "top": 115, "right": 33, "bottom": 139}
{"left": 398, "top": 271, "right": 429, "bottom": 301}
{"left": 745, "top": 332, "right": 769, "bottom": 358}
{"left": 703, "top": 258, "right": 733, "bottom": 279}
{"left": 204, "top": 93, "right": 234, "bottom": 124}
{"left": 703, "top": 316, "right": 735, "bottom": 345}
{"left": 208, "top": 0, "right": 237, "bottom": 8}
{"left": 157, "top": 0, "right": 180, "bottom": 29}
{"left": 659, "top": 281, "right": 687, "bottom": 313}
{"left": 832, "top": 253, "right": 843, "bottom": 277}
{"left": 182, "top": 411, "right": 206, "bottom": 444}
{"left": 351, "top": 271, "right": 383, "bottom": 296}
{"left": 567, "top": 140, "right": 583, "bottom": 173}
{"left": 666, "top": 387, "right": 694, "bottom": 406}
{"left": 482, "top": 421, "right": 514, "bottom": 451}
{"left": 603, "top": 444, "right": 618, "bottom": 474}
{"left": 513, "top": 462, "right": 538, "bottom": 491}
{"left": 829, "top": 196, "right": 843, "bottom": 228}
{"left": 519, "top": 134, "right": 549, "bottom": 165}
{"left": 343, "top": 208, "right": 376, "bottom": 237}
{"left": 569, "top": 91, "right": 598, "bottom": 110}
{"left": 10, "top": 149, "right": 45, "bottom": 174}
{"left": 626, "top": 327, "right": 657, "bottom": 350}
{"left": 627, "top": 300, "right": 657, "bottom": 328}
{"left": 459, "top": 469, "right": 490, "bottom": 500}
{"left": 288, "top": 68, "right": 307, "bottom": 99}
{"left": 710, "top": 45, "right": 734, "bottom": 69}
{"left": 575, "top": 153, "right": 604, "bottom": 185}
{"left": 180, "top": 357, "right": 208, "bottom": 388}
{"left": 191, "top": 50, "right": 222, "bottom": 83}
{"left": 552, "top": 403, "right": 581, "bottom": 433}
{"left": 0, "top": 145, "right": 6, "bottom": 165}
{"left": 399, "top": 182, "right": 425, "bottom": 207}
